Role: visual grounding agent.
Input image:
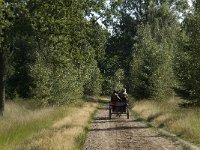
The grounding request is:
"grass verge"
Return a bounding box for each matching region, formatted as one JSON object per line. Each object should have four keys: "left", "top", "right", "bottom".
{"left": 13, "top": 98, "right": 99, "bottom": 150}
{"left": 0, "top": 99, "right": 85, "bottom": 150}
{"left": 74, "top": 97, "right": 109, "bottom": 150}
{"left": 74, "top": 105, "right": 98, "bottom": 150}
{"left": 132, "top": 97, "right": 200, "bottom": 147}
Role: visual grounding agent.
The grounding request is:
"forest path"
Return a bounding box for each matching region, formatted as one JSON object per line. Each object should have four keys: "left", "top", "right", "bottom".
{"left": 83, "top": 101, "right": 185, "bottom": 150}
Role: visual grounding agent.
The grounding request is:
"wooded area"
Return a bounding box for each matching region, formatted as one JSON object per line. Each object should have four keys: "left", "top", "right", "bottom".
{"left": 1, "top": 0, "right": 200, "bottom": 115}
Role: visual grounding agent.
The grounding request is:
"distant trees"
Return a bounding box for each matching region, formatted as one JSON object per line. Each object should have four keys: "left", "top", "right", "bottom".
{"left": 104, "top": 0, "right": 194, "bottom": 101}
{"left": 105, "top": 0, "right": 200, "bottom": 105}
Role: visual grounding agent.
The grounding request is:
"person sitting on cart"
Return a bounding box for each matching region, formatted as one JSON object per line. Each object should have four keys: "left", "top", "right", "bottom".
{"left": 118, "top": 88, "right": 128, "bottom": 102}
{"left": 118, "top": 88, "right": 128, "bottom": 112}
{"left": 111, "top": 90, "right": 120, "bottom": 111}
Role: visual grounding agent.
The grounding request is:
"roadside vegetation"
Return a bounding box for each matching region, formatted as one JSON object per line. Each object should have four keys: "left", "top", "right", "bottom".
{"left": 16, "top": 100, "right": 98, "bottom": 150}
{"left": 0, "top": 99, "right": 95, "bottom": 150}
{"left": 132, "top": 97, "right": 200, "bottom": 146}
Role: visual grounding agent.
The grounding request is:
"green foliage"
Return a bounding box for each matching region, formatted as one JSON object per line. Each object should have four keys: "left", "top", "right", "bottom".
{"left": 0, "top": 0, "right": 13, "bottom": 114}
{"left": 84, "top": 67, "right": 103, "bottom": 96}
{"left": 26, "top": 0, "right": 107, "bottom": 103}
{"left": 6, "top": 35, "right": 36, "bottom": 98}
{"left": 174, "top": 2, "right": 200, "bottom": 104}
{"left": 101, "top": 68, "right": 125, "bottom": 95}
{"left": 3, "top": 0, "right": 200, "bottom": 107}
{"left": 130, "top": 2, "right": 179, "bottom": 100}
{"left": 2, "top": 0, "right": 109, "bottom": 105}
{"left": 101, "top": 13, "right": 138, "bottom": 93}
{"left": 0, "top": 0, "right": 12, "bottom": 48}
{"left": 112, "top": 68, "right": 125, "bottom": 91}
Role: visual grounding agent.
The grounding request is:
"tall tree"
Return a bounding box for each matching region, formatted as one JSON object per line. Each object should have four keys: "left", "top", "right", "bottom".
{"left": 23, "top": 0, "right": 109, "bottom": 103}
{"left": 175, "top": 0, "right": 200, "bottom": 104}
{"left": 130, "top": 1, "right": 182, "bottom": 100}
{"left": 0, "top": 0, "right": 12, "bottom": 115}
{"left": 0, "top": 0, "right": 109, "bottom": 107}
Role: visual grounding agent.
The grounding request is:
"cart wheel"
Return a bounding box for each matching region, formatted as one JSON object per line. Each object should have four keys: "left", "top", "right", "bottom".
{"left": 109, "top": 108, "right": 111, "bottom": 119}
{"left": 127, "top": 109, "right": 129, "bottom": 119}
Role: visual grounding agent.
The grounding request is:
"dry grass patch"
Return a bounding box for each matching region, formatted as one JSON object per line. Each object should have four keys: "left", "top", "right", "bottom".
{"left": 132, "top": 98, "right": 200, "bottom": 146}
{"left": 15, "top": 102, "right": 98, "bottom": 150}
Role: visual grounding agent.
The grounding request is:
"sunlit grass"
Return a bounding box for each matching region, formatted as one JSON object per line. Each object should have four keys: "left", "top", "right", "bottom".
{"left": 16, "top": 102, "right": 98, "bottom": 150}
{"left": 0, "top": 99, "right": 86, "bottom": 150}
{"left": 132, "top": 97, "right": 200, "bottom": 146}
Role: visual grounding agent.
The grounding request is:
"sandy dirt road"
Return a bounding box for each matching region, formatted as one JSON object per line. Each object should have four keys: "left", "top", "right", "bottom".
{"left": 83, "top": 102, "right": 186, "bottom": 150}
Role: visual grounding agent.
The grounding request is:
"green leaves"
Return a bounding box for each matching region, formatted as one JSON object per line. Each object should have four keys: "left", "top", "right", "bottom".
{"left": 1, "top": 0, "right": 110, "bottom": 104}
{"left": 4, "top": 0, "right": 199, "bottom": 106}
{"left": 0, "top": 0, "right": 11, "bottom": 49}
{"left": 174, "top": 3, "right": 200, "bottom": 104}
{"left": 27, "top": 0, "right": 106, "bottom": 102}
{"left": 130, "top": 2, "right": 180, "bottom": 100}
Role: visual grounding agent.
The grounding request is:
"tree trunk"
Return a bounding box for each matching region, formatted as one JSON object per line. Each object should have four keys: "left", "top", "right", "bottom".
{"left": 0, "top": 51, "right": 5, "bottom": 116}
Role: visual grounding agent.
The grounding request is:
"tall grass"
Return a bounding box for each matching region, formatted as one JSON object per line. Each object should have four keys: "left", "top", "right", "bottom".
{"left": 0, "top": 99, "right": 85, "bottom": 150}
{"left": 16, "top": 100, "right": 98, "bottom": 150}
{"left": 132, "top": 97, "right": 200, "bottom": 146}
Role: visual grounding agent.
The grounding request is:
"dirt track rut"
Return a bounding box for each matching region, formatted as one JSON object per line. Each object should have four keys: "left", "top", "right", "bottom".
{"left": 83, "top": 103, "right": 185, "bottom": 150}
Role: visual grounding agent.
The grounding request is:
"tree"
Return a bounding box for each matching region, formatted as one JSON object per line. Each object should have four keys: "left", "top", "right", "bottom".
{"left": 130, "top": 1, "right": 181, "bottom": 100}
{"left": 5, "top": 1, "right": 36, "bottom": 98}
{"left": 0, "top": 0, "right": 110, "bottom": 107}
{"left": 0, "top": 0, "right": 12, "bottom": 115}
{"left": 175, "top": 1, "right": 200, "bottom": 104}
{"left": 23, "top": 0, "right": 109, "bottom": 103}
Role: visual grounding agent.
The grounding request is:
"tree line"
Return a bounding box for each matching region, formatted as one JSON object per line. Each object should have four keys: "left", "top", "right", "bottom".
{"left": 102, "top": 0, "right": 200, "bottom": 104}
{"left": 1, "top": 0, "right": 200, "bottom": 115}
{"left": 0, "top": 0, "right": 110, "bottom": 115}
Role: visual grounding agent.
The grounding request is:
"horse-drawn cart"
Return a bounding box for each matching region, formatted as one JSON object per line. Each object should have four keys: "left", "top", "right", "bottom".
{"left": 108, "top": 101, "right": 129, "bottom": 119}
